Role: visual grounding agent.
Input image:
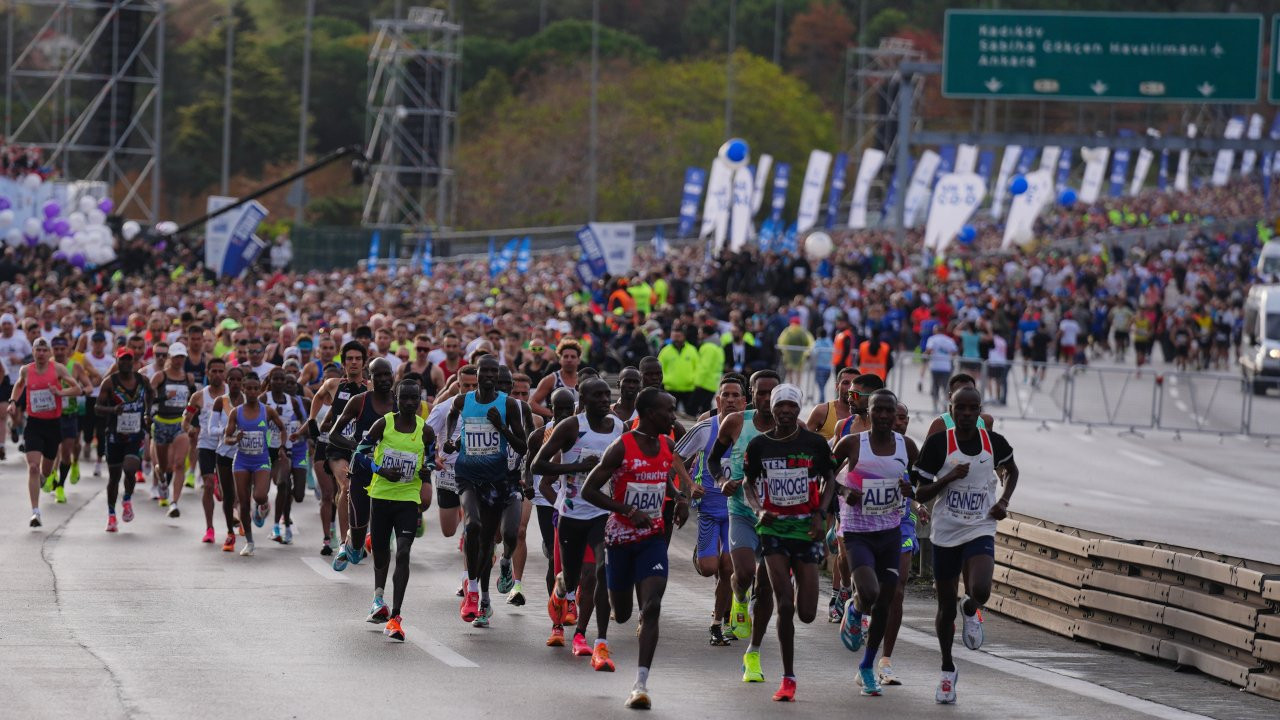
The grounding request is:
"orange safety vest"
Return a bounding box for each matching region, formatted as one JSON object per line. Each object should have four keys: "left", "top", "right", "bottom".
{"left": 858, "top": 340, "right": 889, "bottom": 381}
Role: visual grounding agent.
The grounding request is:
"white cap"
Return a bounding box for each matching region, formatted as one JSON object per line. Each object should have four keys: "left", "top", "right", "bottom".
{"left": 168, "top": 342, "right": 188, "bottom": 358}
{"left": 770, "top": 383, "right": 804, "bottom": 410}
{"left": 0, "top": 313, "right": 14, "bottom": 325}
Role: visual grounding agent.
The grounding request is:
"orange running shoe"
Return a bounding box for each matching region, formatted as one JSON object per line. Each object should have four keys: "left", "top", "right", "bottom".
{"left": 385, "top": 615, "right": 405, "bottom": 642}
{"left": 772, "top": 677, "right": 797, "bottom": 702}
{"left": 590, "top": 642, "right": 615, "bottom": 672}
{"left": 460, "top": 590, "right": 480, "bottom": 623}
{"left": 571, "top": 632, "right": 592, "bottom": 657}
{"left": 546, "top": 625, "right": 565, "bottom": 647}
{"left": 222, "top": 533, "right": 235, "bottom": 552}
{"left": 565, "top": 598, "right": 578, "bottom": 627}
{"left": 547, "top": 593, "right": 569, "bottom": 625}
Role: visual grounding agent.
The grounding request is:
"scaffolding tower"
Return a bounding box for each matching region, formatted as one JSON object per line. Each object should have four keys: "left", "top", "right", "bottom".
{"left": 362, "top": 6, "right": 460, "bottom": 231}
{"left": 3, "top": 0, "right": 164, "bottom": 222}
{"left": 842, "top": 38, "right": 926, "bottom": 162}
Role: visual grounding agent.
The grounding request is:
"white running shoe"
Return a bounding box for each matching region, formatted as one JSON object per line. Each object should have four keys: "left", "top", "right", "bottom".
{"left": 936, "top": 670, "right": 957, "bottom": 704}
{"left": 239, "top": 542, "right": 255, "bottom": 557}
{"left": 877, "top": 657, "right": 901, "bottom": 686}
{"left": 960, "top": 596, "right": 984, "bottom": 650}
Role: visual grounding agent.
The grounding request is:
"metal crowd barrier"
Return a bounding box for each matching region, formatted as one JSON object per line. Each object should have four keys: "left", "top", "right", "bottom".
{"left": 991, "top": 512, "right": 1280, "bottom": 701}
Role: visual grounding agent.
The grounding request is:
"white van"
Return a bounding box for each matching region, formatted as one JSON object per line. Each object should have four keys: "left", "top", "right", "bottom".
{"left": 1258, "top": 242, "right": 1280, "bottom": 282}
{"left": 1241, "top": 284, "right": 1280, "bottom": 395}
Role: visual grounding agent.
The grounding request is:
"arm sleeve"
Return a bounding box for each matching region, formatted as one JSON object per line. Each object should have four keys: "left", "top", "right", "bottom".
{"left": 988, "top": 430, "right": 1015, "bottom": 467}
{"left": 674, "top": 420, "right": 710, "bottom": 459}
{"left": 913, "top": 432, "right": 948, "bottom": 482}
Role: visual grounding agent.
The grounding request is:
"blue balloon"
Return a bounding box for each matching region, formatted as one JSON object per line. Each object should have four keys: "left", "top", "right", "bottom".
{"left": 725, "top": 138, "right": 749, "bottom": 164}
{"left": 959, "top": 225, "right": 977, "bottom": 244}
{"left": 1010, "top": 175, "right": 1029, "bottom": 195}
{"left": 1059, "top": 188, "right": 1078, "bottom": 207}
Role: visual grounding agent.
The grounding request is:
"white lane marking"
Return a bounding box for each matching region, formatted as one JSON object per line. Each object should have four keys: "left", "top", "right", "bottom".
{"left": 302, "top": 556, "right": 357, "bottom": 583}
{"left": 1118, "top": 449, "right": 1163, "bottom": 467}
{"left": 403, "top": 625, "right": 479, "bottom": 668}
{"left": 1175, "top": 401, "right": 1189, "bottom": 412}
{"left": 300, "top": 558, "right": 479, "bottom": 668}
{"left": 1203, "top": 476, "right": 1255, "bottom": 493}
{"left": 896, "top": 627, "right": 1213, "bottom": 720}
{"left": 1083, "top": 489, "right": 1150, "bottom": 506}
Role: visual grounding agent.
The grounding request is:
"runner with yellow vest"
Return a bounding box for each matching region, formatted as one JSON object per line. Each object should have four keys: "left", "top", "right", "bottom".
{"left": 351, "top": 378, "right": 436, "bottom": 642}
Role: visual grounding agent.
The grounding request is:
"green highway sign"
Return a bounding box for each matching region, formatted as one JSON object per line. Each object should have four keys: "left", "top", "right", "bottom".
{"left": 1271, "top": 15, "right": 1280, "bottom": 104}
{"left": 943, "top": 10, "right": 1262, "bottom": 103}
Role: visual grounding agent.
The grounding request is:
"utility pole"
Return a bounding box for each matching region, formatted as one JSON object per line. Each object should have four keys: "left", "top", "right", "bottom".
{"left": 221, "top": 0, "right": 235, "bottom": 196}
{"left": 726, "top": 0, "right": 736, "bottom": 137}
{"left": 773, "top": 0, "right": 782, "bottom": 65}
{"left": 293, "top": 0, "right": 314, "bottom": 224}
{"left": 588, "top": 0, "right": 599, "bottom": 221}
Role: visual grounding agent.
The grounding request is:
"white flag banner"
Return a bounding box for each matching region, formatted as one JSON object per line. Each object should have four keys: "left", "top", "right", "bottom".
{"left": 1211, "top": 116, "right": 1245, "bottom": 187}
{"left": 590, "top": 222, "right": 637, "bottom": 275}
{"left": 1001, "top": 169, "right": 1054, "bottom": 249}
{"left": 1079, "top": 147, "right": 1110, "bottom": 204}
{"left": 1175, "top": 123, "right": 1196, "bottom": 192}
{"left": 1038, "top": 146, "right": 1062, "bottom": 175}
{"left": 204, "top": 195, "right": 237, "bottom": 271}
{"left": 795, "top": 150, "right": 832, "bottom": 233}
{"left": 954, "top": 144, "right": 979, "bottom": 175}
{"left": 1240, "top": 113, "right": 1264, "bottom": 177}
{"left": 1129, "top": 148, "right": 1155, "bottom": 196}
{"left": 846, "top": 148, "right": 885, "bottom": 229}
{"left": 926, "top": 172, "right": 986, "bottom": 253}
{"left": 990, "top": 145, "right": 1021, "bottom": 220}
{"left": 903, "top": 150, "right": 941, "bottom": 228}
{"left": 749, "top": 154, "right": 773, "bottom": 215}
{"left": 728, "top": 166, "right": 754, "bottom": 253}
{"left": 699, "top": 158, "right": 732, "bottom": 239}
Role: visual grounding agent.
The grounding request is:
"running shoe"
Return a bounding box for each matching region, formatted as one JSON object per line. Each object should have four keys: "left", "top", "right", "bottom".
{"left": 121, "top": 500, "right": 134, "bottom": 523}
{"left": 251, "top": 503, "right": 267, "bottom": 528}
{"left": 55, "top": 485, "right": 66, "bottom": 504}
{"left": 367, "top": 597, "right": 391, "bottom": 624}
{"left": 857, "top": 667, "right": 883, "bottom": 696}
{"left": 624, "top": 689, "right": 651, "bottom": 710}
{"left": 741, "top": 650, "right": 765, "bottom": 683}
{"left": 472, "top": 600, "right": 492, "bottom": 628}
{"left": 283, "top": 525, "right": 293, "bottom": 545}
{"left": 363, "top": 532, "right": 371, "bottom": 555}
{"left": 332, "top": 543, "right": 353, "bottom": 572}
{"left": 840, "top": 599, "right": 864, "bottom": 652}
{"left": 385, "top": 615, "right": 405, "bottom": 642}
{"left": 239, "top": 541, "right": 255, "bottom": 557}
{"left": 571, "top": 632, "right": 592, "bottom": 656}
{"left": 547, "top": 592, "right": 570, "bottom": 625}
{"left": 43, "top": 474, "right": 55, "bottom": 493}
{"left": 93, "top": 460, "right": 101, "bottom": 477}
{"left": 936, "top": 670, "right": 957, "bottom": 704}
{"left": 270, "top": 524, "right": 283, "bottom": 543}
{"left": 827, "top": 588, "right": 843, "bottom": 623}
{"left": 106, "top": 514, "right": 118, "bottom": 533}
{"left": 730, "top": 596, "right": 751, "bottom": 640}
{"left": 349, "top": 543, "right": 366, "bottom": 565}
{"left": 772, "top": 677, "right": 797, "bottom": 702}
{"left": 184, "top": 472, "right": 196, "bottom": 489}
{"left": 960, "top": 597, "right": 984, "bottom": 650}
{"left": 29, "top": 513, "right": 41, "bottom": 528}
{"left": 565, "top": 600, "right": 578, "bottom": 627}
{"left": 507, "top": 581, "right": 525, "bottom": 606}
{"left": 166, "top": 504, "right": 180, "bottom": 518}
{"left": 497, "top": 560, "right": 514, "bottom": 594}
{"left": 415, "top": 515, "right": 425, "bottom": 538}
{"left": 70, "top": 462, "right": 80, "bottom": 484}
{"left": 591, "top": 643, "right": 615, "bottom": 672}
{"left": 201, "top": 527, "right": 215, "bottom": 543}
{"left": 158, "top": 481, "right": 169, "bottom": 504}
{"left": 211, "top": 478, "right": 222, "bottom": 501}
{"left": 877, "top": 657, "right": 901, "bottom": 686}
{"left": 320, "top": 539, "right": 332, "bottom": 556}
{"left": 222, "top": 533, "right": 235, "bottom": 552}
{"left": 457, "top": 580, "right": 466, "bottom": 598}
{"left": 709, "top": 624, "right": 731, "bottom": 646}
{"left": 460, "top": 590, "right": 480, "bottom": 622}
{"left": 546, "top": 625, "right": 565, "bottom": 647}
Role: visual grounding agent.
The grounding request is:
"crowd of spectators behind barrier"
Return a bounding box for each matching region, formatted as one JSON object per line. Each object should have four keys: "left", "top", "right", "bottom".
{"left": 0, "top": 180, "right": 1274, "bottom": 409}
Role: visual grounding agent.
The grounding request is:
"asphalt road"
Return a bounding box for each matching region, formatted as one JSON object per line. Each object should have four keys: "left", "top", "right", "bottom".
{"left": 3, "top": 453, "right": 1276, "bottom": 719}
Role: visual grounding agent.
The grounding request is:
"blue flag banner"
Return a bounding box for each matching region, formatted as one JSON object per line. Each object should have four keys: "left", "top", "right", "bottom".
{"left": 218, "top": 200, "right": 269, "bottom": 278}
{"left": 935, "top": 145, "right": 956, "bottom": 186}
{"left": 758, "top": 218, "right": 776, "bottom": 253}
{"left": 487, "top": 236, "right": 497, "bottom": 279}
{"left": 575, "top": 260, "right": 598, "bottom": 287}
{"left": 1057, "top": 148, "right": 1073, "bottom": 188}
{"left": 976, "top": 150, "right": 995, "bottom": 184}
{"left": 516, "top": 236, "right": 532, "bottom": 274}
{"left": 1109, "top": 129, "right": 1133, "bottom": 197}
{"left": 770, "top": 162, "right": 791, "bottom": 224}
{"left": 676, "top": 167, "right": 706, "bottom": 238}
{"left": 781, "top": 222, "right": 798, "bottom": 255}
{"left": 421, "top": 232, "right": 433, "bottom": 278}
{"left": 367, "top": 229, "right": 381, "bottom": 269}
{"left": 818, "top": 259, "right": 833, "bottom": 279}
{"left": 650, "top": 226, "right": 668, "bottom": 259}
{"left": 1016, "top": 147, "right": 1038, "bottom": 175}
{"left": 576, "top": 225, "right": 608, "bottom": 277}
{"left": 824, "top": 152, "right": 848, "bottom": 230}
{"left": 1157, "top": 150, "right": 1169, "bottom": 192}
{"left": 882, "top": 157, "right": 913, "bottom": 221}
{"left": 492, "top": 237, "right": 519, "bottom": 276}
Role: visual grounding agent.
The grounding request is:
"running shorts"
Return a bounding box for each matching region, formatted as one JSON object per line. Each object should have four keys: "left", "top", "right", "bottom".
{"left": 760, "top": 533, "right": 824, "bottom": 564}
{"left": 605, "top": 536, "right": 668, "bottom": 592}
{"left": 728, "top": 514, "right": 761, "bottom": 554}
{"left": 24, "top": 417, "right": 62, "bottom": 460}
{"left": 843, "top": 527, "right": 902, "bottom": 583}
{"left": 696, "top": 511, "right": 730, "bottom": 559}
{"left": 932, "top": 535, "right": 996, "bottom": 581}
{"left": 152, "top": 417, "right": 184, "bottom": 445}
{"left": 59, "top": 414, "right": 79, "bottom": 440}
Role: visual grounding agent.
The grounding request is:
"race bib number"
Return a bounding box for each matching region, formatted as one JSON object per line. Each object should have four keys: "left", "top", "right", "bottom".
{"left": 943, "top": 482, "right": 989, "bottom": 521}
{"left": 239, "top": 431, "right": 265, "bottom": 455}
{"left": 287, "top": 420, "right": 301, "bottom": 440}
{"left": 435, "top": 465, "right": 458, "bottom": 492}
{"left": 859, "top": 476, "right": 902, "bottom": 517}
{"left": 29, "top": 388, "right": 56, "bottom": 414}
{"left": 267, "top": 424, "right": 282, "bottom": 448}
{"left": 117, "top": 411, "right": 141, "bottom": 434}
{"left": 340, "top": 422, "right": 357, "bottom": 440}
{"left": 381, "top": 448, "right": 418, "bottom": 482}
{"left": 164, "top": 384, "right": 189, "bottom": 411}
{"left": 337, "top": 391, "right": 351, "bottom": 401}
{"left": 463, "top": 416, "right": 501, "bottom": 457}
{"left": 765, "top": 467, "right": 811, "bottom": 508}
{"left": 624, "top": 481, "right": 665, "bottom": 518}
